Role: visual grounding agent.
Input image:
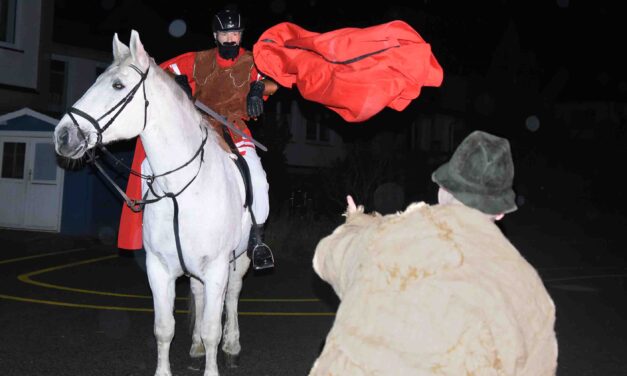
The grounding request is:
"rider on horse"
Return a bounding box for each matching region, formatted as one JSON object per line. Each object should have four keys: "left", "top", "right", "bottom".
{"left": 119, "top": 6, "right": 277, "bottom": 271}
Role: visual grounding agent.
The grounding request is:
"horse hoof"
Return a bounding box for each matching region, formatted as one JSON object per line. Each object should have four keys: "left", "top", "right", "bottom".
{"left": 186, "top": 357, "right": 203, "bottom": 372}
{"left": 223, "top": 353, "right": 240, "bottom": 368}
{"left": 189, "top": 342, "right": 205, "bottom": 358}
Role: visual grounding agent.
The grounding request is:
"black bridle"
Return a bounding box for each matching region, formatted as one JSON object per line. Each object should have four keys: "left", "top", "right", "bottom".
{"left": 63, "top": 62, "right": 210, "bottom": 278}
{"left": 68, "top": 64, "right": 150, "bottom": 147}
{"left": 65, "top": 63, "right": 207, "bottom": 212}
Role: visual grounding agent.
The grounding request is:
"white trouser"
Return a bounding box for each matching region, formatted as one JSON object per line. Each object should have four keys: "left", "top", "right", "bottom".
{"left": 240, "top": 147, "right": 269, "bottom": 226}
{"left": 141, "top": 147, "right": 269, "bottom": 225}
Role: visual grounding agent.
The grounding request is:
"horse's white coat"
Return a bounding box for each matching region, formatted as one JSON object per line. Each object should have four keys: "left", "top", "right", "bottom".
{"left": 54, "top": 31, "right": 251, "bottom": 376}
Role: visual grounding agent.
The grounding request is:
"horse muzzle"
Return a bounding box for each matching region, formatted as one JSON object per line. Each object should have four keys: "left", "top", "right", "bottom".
{"left": 54, "top": 124, "right": 88, "bottom": 159}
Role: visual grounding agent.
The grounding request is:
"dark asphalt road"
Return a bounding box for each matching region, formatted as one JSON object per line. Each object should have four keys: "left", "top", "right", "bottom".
{"left": 1, "top": 203, "right": 626, "bottom": 376}
{"left": 0, "top": 232, "right": 338, "bottom": 376}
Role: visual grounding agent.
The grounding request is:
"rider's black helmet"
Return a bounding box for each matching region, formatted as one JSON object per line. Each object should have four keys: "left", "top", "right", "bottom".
{"left": 212, "top": 7, "right": 244, "bottom": 33}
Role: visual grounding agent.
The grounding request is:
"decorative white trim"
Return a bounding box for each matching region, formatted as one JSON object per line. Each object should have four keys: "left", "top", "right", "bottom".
{"left": 0, "top": 131, "right": 52, "bottom": 139}
{"left": 0, "top": 107, "right": 59, "bottom": 126}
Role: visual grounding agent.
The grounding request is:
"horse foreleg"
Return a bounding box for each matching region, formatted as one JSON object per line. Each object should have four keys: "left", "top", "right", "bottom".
{"left": 146, "top": 253, "right": 177, "bottom": 376}
{"left": 222, "top": 255, "right": 250, "bottom": 367}
{"left": 189, "top": 277, "right": 206, "bottom": 358}
{"left": 201, "top": 261, "right": 229, "bottom": 376}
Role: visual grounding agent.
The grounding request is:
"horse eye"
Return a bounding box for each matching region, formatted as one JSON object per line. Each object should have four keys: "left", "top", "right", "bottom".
{"left": 112, "top": 81, "right": 125, "bottom": 90}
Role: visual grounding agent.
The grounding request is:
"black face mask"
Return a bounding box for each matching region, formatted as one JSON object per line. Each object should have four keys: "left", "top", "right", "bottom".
{"left": 217, "top": 42, "right": 239, "bottom": 60}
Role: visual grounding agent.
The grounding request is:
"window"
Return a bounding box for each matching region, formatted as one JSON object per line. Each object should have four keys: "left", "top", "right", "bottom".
{"left": 50, "top": 59, "right": 67, "bottom": 108}
{"left": 33, "top": 143, "right": 57, "bottom": 181}
{"left": 305, "top": 115, "right": 331, "bottom": 143}
{"left": 305, "top": 119, "right": 317, "bottom": 141}
{"left": 319, "top": 123, "right": 330, "bottom": 142}
{"left": 1, "top": 142, "right": 25, "bottom": 179}
{"left": 0, "top": 0, "right": 16, "bottom": 44}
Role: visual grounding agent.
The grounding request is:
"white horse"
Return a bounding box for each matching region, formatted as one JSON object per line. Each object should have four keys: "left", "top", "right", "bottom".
{"left": 54, "top": 30, "right": 251, "bottom": 376}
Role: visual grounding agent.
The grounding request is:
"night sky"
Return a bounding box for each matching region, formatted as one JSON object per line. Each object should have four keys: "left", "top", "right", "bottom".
{"left": 50, "top": 0, "right": 626, "bottom": 214}
{"left": 52, "top": 0, "right": 624, "bottom": 101}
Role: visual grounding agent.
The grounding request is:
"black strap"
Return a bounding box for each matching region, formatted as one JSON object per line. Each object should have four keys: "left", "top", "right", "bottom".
{"left": 88, "top": 126, "right": 208, "bottom": 214}
{"left": 221, "top": 125, "right": 253, "bottom": 209}
{"left": 220, "top": 125, "right": 261, "bottom": 265}
{"left": 97, "top": 126, "right": 208, "bottom": 181}
{"left": 266, "top": 37, "right": 399, "bottom": 65}
{"left": 169, "top": 195, "right": 200, "bottom": 279}
{"left": 68, "top": 65, "right": 150, "bottom": 141}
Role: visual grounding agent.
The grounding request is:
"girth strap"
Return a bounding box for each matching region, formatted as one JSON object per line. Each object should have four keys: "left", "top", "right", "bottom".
{"left": 169, "top": 195, "right": 200, "bottom": 280}
{"left": 220, "top": 125, "right": 260, "bottom": 265}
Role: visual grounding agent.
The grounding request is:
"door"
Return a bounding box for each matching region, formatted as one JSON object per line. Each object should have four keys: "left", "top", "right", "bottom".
{"left": 0, "top": 135, "right": 64, "bottom": 231}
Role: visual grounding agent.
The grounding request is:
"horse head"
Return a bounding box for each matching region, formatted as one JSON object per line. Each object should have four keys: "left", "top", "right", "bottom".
{"left": 54, "top": 30, "right": 152, "bottom": 159}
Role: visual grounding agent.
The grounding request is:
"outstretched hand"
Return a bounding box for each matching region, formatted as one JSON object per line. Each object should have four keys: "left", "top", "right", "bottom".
{"left": 247, "top": 80, "right": 265, "bottom": 118}
{"left": 346, "top": 195, "right": 357, "bottom": 213}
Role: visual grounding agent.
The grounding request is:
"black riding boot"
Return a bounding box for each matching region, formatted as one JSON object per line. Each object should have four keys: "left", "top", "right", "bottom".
{"left": 247, "top": 224, "right": 274, "bottom": 271}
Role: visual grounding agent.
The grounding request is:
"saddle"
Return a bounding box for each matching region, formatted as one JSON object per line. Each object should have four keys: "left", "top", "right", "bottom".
{"left": 197, "top": 116, "right": 253, "bottom": 211}
{"left": 220, "top": 124, "right": 253, "bottom": 210}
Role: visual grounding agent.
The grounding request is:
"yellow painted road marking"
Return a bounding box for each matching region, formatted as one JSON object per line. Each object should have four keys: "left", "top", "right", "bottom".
{"left": 0, "top": 293, "right": 335, "bottom": 315}
{"left": 546, "top": 273, "right": 627, "bottom": 282}
{"left": 17, "top": 254, "right": 322, "bottom": 302}
{"left": 1, "top": 251, "right": 334, "bottom": 315}
{"left": 240, "top": 298, "right": 321, "bottom": 302}
{"left": 0, "top": 248, "right": 86, "bottom": 265}
{"left": 17, "top": 254, "right": 142, "bottom": 297}
{"left": 0, "top": 293, "right": 153, "bottom": 312}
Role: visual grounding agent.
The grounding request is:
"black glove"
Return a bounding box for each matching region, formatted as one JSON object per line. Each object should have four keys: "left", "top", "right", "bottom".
{"left": 247, "top": 80, "right": 265, "bottom": 118}
{"left": 174, "top": 74, "right": 193, "bottom": 100}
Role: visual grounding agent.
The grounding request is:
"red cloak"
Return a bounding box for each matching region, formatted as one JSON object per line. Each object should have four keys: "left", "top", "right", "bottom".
{"left": 252, "top": 20, "right": 443, "bottom": 122}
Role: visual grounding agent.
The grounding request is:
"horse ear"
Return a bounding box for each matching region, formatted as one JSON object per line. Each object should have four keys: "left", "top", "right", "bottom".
{"left": 129, "top": 29, "right": 149, "bottom": 69}
{"left": 112, "top": 33, "right": 130, "bottom": 62}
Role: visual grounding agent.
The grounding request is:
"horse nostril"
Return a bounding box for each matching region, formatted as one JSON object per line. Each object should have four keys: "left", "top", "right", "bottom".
{"left": 57, "top": 128, "right": 70, "bottom": 146}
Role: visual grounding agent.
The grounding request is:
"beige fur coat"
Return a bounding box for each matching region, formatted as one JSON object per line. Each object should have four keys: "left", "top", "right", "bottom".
{"left": 310, "top": 202, "right": 557, "bottom": 376}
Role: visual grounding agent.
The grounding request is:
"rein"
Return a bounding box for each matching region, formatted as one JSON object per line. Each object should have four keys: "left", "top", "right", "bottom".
{"left": 63, "top": 63, "right": 209, "bottom": 279}
{"left": 92, "top": 128, "right": 208, "bottom": 213}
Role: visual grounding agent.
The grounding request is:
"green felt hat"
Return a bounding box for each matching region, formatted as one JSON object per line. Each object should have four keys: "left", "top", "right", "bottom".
{"left": 432, "top": 130, "right": 517, "bottom": 215}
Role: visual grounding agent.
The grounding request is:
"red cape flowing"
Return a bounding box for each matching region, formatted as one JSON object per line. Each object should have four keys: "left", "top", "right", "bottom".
{"left": 252, "top": 20, "right": 443, "bottom": 122}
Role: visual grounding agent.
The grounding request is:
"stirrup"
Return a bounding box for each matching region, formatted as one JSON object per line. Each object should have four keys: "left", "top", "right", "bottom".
{"left": 251, "top": 243, "right": 274, "bottom": 271}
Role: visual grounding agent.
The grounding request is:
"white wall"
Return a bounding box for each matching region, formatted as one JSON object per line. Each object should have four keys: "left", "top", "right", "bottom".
{"left": 0, "top": 0, "right": 42, "bottom": 89}
{"left": 49, "top": 53, "right": 109, "bottom": 112}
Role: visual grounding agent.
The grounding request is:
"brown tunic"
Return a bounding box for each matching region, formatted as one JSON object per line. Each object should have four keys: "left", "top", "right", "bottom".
{"left": 193, "top": 49, "right": 255, "bottom": 144}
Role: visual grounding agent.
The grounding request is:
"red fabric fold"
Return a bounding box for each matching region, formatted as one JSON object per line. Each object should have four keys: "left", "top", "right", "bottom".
{"left": 117, "top": 58, "right": 184, "bottom": 250}
{"left": 253, "top": 20, "right": 443, "bottom": 122}
{"left": 117, "top": 139, "right": 145, "bottom": 250}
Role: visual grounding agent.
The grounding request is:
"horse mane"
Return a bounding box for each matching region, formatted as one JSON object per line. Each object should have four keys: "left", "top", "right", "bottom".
{"left": 150, "top": 59, "right": 200, "bottom": 114}
{"left": 148, "top": 58, "right": 223, "bottom": 147}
